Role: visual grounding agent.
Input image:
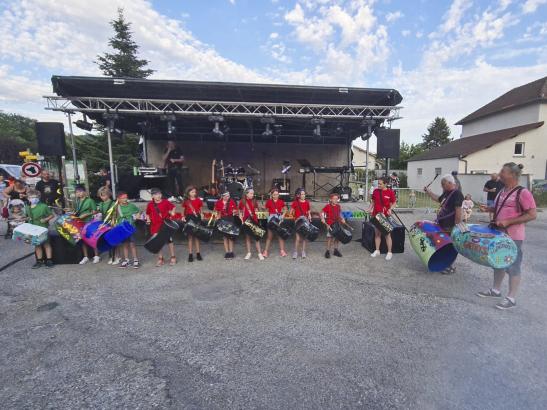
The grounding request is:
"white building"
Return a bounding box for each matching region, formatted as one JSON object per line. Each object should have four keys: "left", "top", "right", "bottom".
{"left": 351, "top": 144, "right": 380, "bottom": 171}
{"left": 408, "top": 76, "right": 546, "bottom": 200}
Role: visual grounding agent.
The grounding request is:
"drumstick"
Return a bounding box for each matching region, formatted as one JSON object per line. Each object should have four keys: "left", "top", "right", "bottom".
{"left": 425, "top": 173, "right": 439, "bottom": 189}
{"left": 390, "top": 209, "right": 410, "bottom": 233}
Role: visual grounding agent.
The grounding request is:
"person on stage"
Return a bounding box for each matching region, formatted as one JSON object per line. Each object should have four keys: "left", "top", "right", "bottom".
{"left": 239, "top": 188, "right": 264, "bottom": 261}
{"left": 478, "top": 163, "right": 536, "bottom": 310}
{"left": 181, "top": 186, "right": 204, "bottom": 262}
{"left": 424, "top": 174, "right": 463, "bottom": 273}
{"left": 162, "top": 140, "right": 185, "bottom": 201}
{"left": 96, "top": 186, "right": 119, "bottom": 265}
{"left": 146, "top": 187, "right": 176, "bottom": 267}
{"left": 26, "top": 189, "right": 55, "bottom": 269}
{"left": 369, "top": 177, "right": 397, "bottom": 261}
{"left": 263, "top": 188, "right": 287, "bottom": 258}
{"left": 115, "top": 191, "right": 141, "bottom": 269}
{"left": 214, "top": 191, "right": 238, "bottom": 259}
{"left": 321, "top": 192, "right": 346, "bottom": 258}
{"left": 74, "top": 185, "right": 99, "bottom": 265}
{"left": 290, "top": 188, "right": 312, "bottom": 259}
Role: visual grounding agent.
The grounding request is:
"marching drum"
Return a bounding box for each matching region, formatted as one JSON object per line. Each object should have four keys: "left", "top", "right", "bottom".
{"left": 183, "top": 219, "right": 213, "bottom": 242}
{"left": 295, "top": 216, "right": 319, "bottom": 242}
{"left": 330, "top": 222, "right": 352, "bottom": 244}
{"left": 451, "top": 224, "right": 518, "bottom": 269}
{"left": 409, "top": 220, "right": 458, "bottom": 272}
{"left": 81, "top": 221, "right": 112, "bottom": 253}
{"left": 243, "top": 219, "right": 266, "bottom": 239}
{"left": 55, "top": 215, "right": 85, "bottom": 245}
{"left": 144, "top": 219, "right": 180, "bottom": 254}
{"left": 104, "top": 221, "right": 137, "bottom": 247}
{"left": 12, "top": 223, "right": 49, "bottom": 246}
{"left": 216, "top": 218, "right": 240, "bottom": 240}
{"left": 371, "top": 213, "right": 394, "bottom": 235}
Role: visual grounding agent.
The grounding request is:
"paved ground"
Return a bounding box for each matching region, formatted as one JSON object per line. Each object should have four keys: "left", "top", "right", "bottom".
{"left": 1, "top": 211, "right": 547, "bottom": 409}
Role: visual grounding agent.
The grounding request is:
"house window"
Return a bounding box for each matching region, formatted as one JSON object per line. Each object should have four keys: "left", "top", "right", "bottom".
{"left": 435, "top": 167, "right": 442, "bottom": 176}
{"left": 417, "top": 168, "right": 423, "bottom": 176}
{"left": 514, "top": 142, "right": 525, "bottom": 156}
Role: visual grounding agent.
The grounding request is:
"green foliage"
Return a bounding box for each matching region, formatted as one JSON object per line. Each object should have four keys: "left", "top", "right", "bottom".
{"left": 0, "top": 112, "right": 37, "bottom": 163}
{"left": 421, "top": 117, "right": 452, "bottom": 150}
{"left": 390, "top": 141, "right": 425, "bottom": 169}
{"left": 95, "top": 8, "right": 154, "bottom": 78}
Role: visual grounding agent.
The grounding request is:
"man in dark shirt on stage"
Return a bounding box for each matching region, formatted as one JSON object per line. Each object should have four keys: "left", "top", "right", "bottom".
{"left": 162, "top": 140, "right": 185, "bottom": 200}
{"left": 35, "top": 170, "right": 60, "bottom": 207}
{"left": 483, "top": 173, "right": 504, "bottom": 220}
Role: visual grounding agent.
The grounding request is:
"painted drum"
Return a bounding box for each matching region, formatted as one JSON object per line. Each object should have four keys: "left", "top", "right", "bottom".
{"left": 12, "top": 223, "right": 49, "bottom": 246}
{"left": 409, "top": 220, "right": 458, "bottom": 272}
{"left": 104, "top": 221, "right": 137, "bottom": 247}
{"left": 81, "top": 221, "right": 112, "bottom": 253}
{"left": 451, "top": 224, "right": 518, "bottom": 269}
{"left": 216, "top": 218, "right": 240, "bottom": 240}
{"left": 55, "top": 215, "right": 85, "bottom": 245}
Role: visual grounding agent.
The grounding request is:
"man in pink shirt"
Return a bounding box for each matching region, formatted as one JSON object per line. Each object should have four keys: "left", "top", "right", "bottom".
{"left": 478, "top": 162, "right": 537, "bottom": 310}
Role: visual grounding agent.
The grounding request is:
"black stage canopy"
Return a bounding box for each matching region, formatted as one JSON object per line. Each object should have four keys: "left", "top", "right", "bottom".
{"left": 47, "top": 76, "right": 403, "bottom": 144}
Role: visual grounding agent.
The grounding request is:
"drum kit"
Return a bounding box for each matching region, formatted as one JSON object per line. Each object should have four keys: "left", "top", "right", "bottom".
{"left": 215, "top": 162, "right": 260, "bottom": 199}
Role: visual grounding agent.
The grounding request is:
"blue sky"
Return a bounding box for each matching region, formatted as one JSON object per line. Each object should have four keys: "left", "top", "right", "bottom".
{"left": 1, "top": 0, "right": 546, "bottom": 148}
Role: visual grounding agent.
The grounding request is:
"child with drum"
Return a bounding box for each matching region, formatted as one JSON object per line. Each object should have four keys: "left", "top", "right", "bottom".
{"left": 74, "top": 185, "right": 99, "bottom": 265}
{"left": 321, "top": 192, "right": 346, "bottom": 258}
{"left": 181, "top": 186, "right": 204, "bottom": 262}
{"left": 368, "top": 177, "right": 397, "bottom": 261}
{"left": 263, "top": 188, "right": 288, "bottom": 258}
{"left": 290, "top": 188, "right": 312, "bottom": 259}
{"left": 239, "top": 188, "right": 265, "bottom": 261}
{"left": 146, "top": 188, "right": 176, "bottom": 267}
{"left": 214, "top": 191, "right": 238, "bottom": 259}
{"left": 27, "top": 189, "right": 55, "bottom": 269}
{"left": 116, "top": 191, "right": 141, "bottom": 268}
{"left": 96, "top": 187, "right": 119, "bottom": 265}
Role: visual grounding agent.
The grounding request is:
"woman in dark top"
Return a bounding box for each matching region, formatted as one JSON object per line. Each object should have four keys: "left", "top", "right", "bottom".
{"left": 3, "top": 179, "right": 28, "bottom": 204}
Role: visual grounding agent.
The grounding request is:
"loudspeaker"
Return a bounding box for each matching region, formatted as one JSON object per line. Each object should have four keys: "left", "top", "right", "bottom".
{"left": 376, "top": 128, "right": 400, "bottom": 159}
{"left": 35, "top": 122, "right": 66, "bottom": 156}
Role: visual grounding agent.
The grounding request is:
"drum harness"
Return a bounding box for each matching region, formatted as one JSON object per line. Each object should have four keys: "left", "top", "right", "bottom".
{"left": 490, "top": 186, "right": 523, "bottom": 229}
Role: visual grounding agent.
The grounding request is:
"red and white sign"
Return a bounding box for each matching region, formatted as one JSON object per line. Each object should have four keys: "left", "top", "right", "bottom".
{"left": 22, "top": 162, "right": 42, "bottom": 178}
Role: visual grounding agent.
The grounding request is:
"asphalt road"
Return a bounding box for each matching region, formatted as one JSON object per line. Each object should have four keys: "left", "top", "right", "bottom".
{"left": 1, "top": 212, "right": 547, "bottom": 409}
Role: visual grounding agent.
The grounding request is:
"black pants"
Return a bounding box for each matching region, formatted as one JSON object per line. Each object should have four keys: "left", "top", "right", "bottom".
{"left": 167, "top": 167, "right": 184, "bottom": 197}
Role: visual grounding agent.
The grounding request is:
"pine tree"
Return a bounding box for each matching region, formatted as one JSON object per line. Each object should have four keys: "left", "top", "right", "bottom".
{"left": 95, "top": 8, "right": 154, "bottom": 78}
{"left": 421, "top": 117, "right": 452, "bottom": 150}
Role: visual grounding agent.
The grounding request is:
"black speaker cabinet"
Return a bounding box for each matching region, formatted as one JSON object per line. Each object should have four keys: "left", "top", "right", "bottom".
{"left": 376, "top": 128, "right": 400, "bottom": 159}
{"left": 35, "top": 122, "right": 66, "bottom": 156}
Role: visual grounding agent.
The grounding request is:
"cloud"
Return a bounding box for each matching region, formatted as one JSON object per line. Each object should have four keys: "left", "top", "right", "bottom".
{"left": 401, "top": 30, "right": 411, "bottom": 37}
{"left": 440, "top": 0, "right": 473, "bottom": 34}
{"left": 522, "top": 0, "right": 547, "bottom": 13}
{"left": 385, "top": 11, "right": 403, "bottom": 23}
{"left": 0, "top": 65, "right": 50, "bottom": 103}
{"left": 269, "top": 32, "right": 279, "bottom": 39}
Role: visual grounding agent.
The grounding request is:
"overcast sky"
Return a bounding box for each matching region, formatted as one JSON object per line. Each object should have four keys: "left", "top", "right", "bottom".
{"left": 1, "top": 0, "right": 546, "bottom": 148}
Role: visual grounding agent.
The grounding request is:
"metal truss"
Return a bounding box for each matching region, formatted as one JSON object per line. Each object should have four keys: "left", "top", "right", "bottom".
{"left": 44, "top": 96, "right": 402, "bottom": 121}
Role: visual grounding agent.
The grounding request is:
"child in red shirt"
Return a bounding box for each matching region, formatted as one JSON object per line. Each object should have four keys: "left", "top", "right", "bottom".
{"left": 368, "top": 177, "right": 397, "bottom": 260}
{"left": 145, "top": 188, "right": 176, "bottom": 266}
{"left": 181, "top": 186, "right": 204, "bottom": 262}
{"left": 239, "top": 188, "right": 264, "bottom": 261}
{"left": 290, "top": 188, "right": 312, "bottom": 259}
{"left": 321, "top": 192, "right": 346, "bottom": 258}
{"left": 263, "top": 188, "right": 288, "bottom": 258}
{"left": 214, "top": 191, "right": 238, "bottom": 259}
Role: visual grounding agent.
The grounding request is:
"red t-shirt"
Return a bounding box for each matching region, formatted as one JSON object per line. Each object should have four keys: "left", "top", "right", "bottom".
{"left": 238, "top": 199, "right": 259, "bottom": 223}
{"left": 372, "top": 188, "right": 396, "bottom": 216}
{"left": 322, "top": 203, "right": 342, "bottom": 226}
{"left": 182, "top": 198, "right": 203, "bottom": 216}
{"left": 214, "top": 198, "right": 237, "bottom": 218}
{"left": 265, "top": 199, "right": 285, "bottom": 215}
{"left": 291, "top": 200, "right": 310, "bottom": 219}
{"left": 146, "top": 199, "right": 175, "bottom": 234}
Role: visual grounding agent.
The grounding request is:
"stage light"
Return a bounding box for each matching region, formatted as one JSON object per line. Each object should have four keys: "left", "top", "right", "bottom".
{"left": 310, "top": 118, "right": 325, "bottom": 140}
{"left": 261, "top": 116, "right": 275, "bottom": 138}
{"left": 334, "top": 124, "right": 344, "bottom": 135}
{"left": 74, "top": 114, "right": 93, "bottom": 131}
{"left": 160, "top": 114, "right": 177, "bottom": 135}
{"left": 262, "top": 123, "right": 273, "bottom": 137}
{"left": 208, "top": 115, "right": 225, "bottom": 138}
{"left": 281, "top": 160, "right": 292, "bottom": 174}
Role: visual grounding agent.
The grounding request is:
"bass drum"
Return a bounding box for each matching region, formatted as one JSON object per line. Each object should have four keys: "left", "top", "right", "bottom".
{"left": 295, "top": 216, "right": 319, "bottom": 242}
{"left": 216, "top": 218, "right": 240, "bottom": 240}
{"left": 183, "top": 219, "right": 213, "bottom": 242}
{"left": 330, "top": 222, "right": 352, "bottom": 244}
{"left": 145, "top": 219, "right": 180, "bottom": 254}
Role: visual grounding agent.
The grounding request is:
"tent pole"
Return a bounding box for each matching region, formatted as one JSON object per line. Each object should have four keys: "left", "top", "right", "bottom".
{"left": 365, "top": 137, "right": 370, "bottom": 201}
{"left": 106, "top": 122, "right": 117, "bottom": 198}
{"left": 66, "top": 112, "right": 80, "bottom": 184}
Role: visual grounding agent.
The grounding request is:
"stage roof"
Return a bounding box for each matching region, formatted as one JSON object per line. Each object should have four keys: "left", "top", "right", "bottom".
{"left": 47, "top": 76, "right": 403, "bottom": 145}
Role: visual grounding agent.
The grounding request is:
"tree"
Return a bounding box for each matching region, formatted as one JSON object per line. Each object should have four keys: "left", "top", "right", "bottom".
{"left": 421, "top": 117, "right": 452, "bottom": 150}
{"left": 390, "top": 141, "right": 425, "bottom": 170}
{"left": 0, "top": 113, "right": 37, "bottom": 163}
{"left": 95, "top": 8, "right": 154, "bottom": 78}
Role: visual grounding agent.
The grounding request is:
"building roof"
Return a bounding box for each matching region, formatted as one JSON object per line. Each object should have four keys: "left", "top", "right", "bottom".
{"left": 456, "top": 76, "right": 547, "bottom": 125}
{"left": 352, "top": 144, "right": 377, "bottom": 157}
{"left": 408, "top": 122, "right": 544, "bottom": 162}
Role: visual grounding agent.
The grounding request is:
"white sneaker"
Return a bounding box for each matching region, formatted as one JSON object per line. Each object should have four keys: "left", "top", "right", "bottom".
{"left": 385, "top": 252, "right": 393, "bottom": 261}
{"left": 111, "top": 257, "right": 122, "bottom": 266}
{"left": 244, "top": 253, "right": 252, "bottom": 260}
{"left": 258, "top": 253, "right": 265, "bottom": 261}
{"left": 92, "top": 256, "right": 101, "bottom": 264}
{"left": 371, "top": 250, "right": 380, "bottom": 258}
{"left": 107, "top": 259, "right": 113, "bottom": 265}
{"left": 79, "top": 257, "right": 89, "bottom": 265}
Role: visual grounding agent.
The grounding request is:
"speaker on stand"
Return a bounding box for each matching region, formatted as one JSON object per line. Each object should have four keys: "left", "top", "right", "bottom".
{"left": 35, "top": 122, "right": 67, "bottom": 206}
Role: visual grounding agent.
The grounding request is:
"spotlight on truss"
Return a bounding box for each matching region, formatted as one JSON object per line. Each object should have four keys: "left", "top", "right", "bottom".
{"left": 311, "top": 118, "right": 325, "bottom": 140}
{"left": 209, "top": 115, "right": 225, "bottom": 138}
{"left": 260, "top": 116, "right": 276, "bottom": 138}
{"left": 74, "top": 114, "right": 93, "bottom": 131}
